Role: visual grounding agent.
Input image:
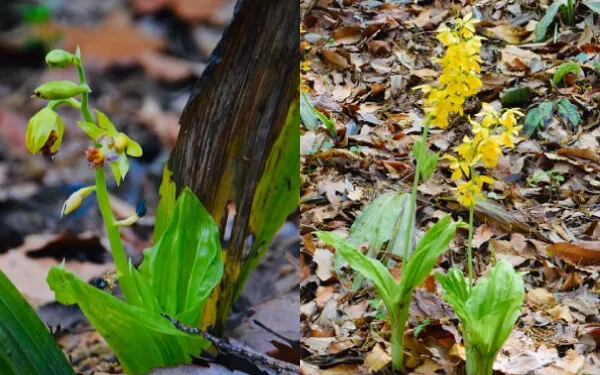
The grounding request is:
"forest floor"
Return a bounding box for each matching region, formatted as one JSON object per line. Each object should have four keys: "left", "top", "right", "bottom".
{"left": 0, "top": 1, "right": 299, "bottom": 374}
{"left": 300, "top": 1, "right": 600, "bottom": 374}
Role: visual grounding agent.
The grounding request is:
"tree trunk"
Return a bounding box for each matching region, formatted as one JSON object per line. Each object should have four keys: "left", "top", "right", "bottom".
{"left": 167, "top": 0, "right": 299, "bottom": 333}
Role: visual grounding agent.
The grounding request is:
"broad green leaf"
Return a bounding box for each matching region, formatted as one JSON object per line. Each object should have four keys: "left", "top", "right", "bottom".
{"left": 501, "top": 87, "right": 532, "bottom": 107}
{"left": 153, "top": 165, "right": 177, "bottom": 243}
{"left": 523, "top": 102, "right": 554, "bottom": 137}
{"left": 398, "top": 216, "right": 462, "bottom": 298}
{"left": 556, "top": 98, "right": 581, "bottom": 129}
{"left": 534, "top": 1, "right": 566, "bottom": 42}
{"left": 435, "top": 268, "right": 472, "bottom": 325}
{"left": 437, "top": 260, "right": 524, "bottom": 368}
{"left": 47, "top": 265, "right": 208, "bottom": 375}
{"left": 235, "top": 100, "right": 300, "bottom": 299}
{"left": 140, "top": 188, "right": 223, "bottom": 327}
{"left": 317, "top": 231, "right": 399, "bottom": 312}
{"left": 466, "top": 260, "right": 524, "bottom": 353}
{"left": 552, "top": 62, "right": 580, "bottom": 85}
{"left": 300, "top": 92, "right": 319, "bottom": 131}
{"left": 583, "top": 1, "right": 600, "bottom": 15}
{"left": 348, "top": 192, "right": 410, "bottom": 254}
{"left": 0, "top": 269, "right": 74, "bottom": 374}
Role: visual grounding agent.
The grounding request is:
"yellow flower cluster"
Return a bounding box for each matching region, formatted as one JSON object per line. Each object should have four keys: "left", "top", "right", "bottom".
{"left": 444, "top": 104, "right": 523, "bottom": 207}
{"left": 300, "top": 23, "right": 311, "bottom": 93}
{"left": 420, "top": 14, "right": 483, "bottom": 128}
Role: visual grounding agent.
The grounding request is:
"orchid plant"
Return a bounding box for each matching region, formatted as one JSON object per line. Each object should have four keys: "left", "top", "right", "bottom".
{"left": 25, "top": 48, "right": 224, "bottom": 374}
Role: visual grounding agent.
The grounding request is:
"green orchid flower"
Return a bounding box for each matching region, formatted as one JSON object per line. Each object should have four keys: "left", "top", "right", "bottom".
{"left": 78, "top": 110, "right": 142, "bottom": 184}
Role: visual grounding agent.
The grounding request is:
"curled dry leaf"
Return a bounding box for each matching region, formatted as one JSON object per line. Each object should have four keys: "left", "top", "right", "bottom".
{"left": 321, "top": 49, "right": 349, "bottom": 69}
{"left": 556, "top": 147, "right": 600, "bottom": 163}
{"left": 332, "top": 25, "right": 362, "bottom": 46}
{"left": 548, "top": 241, "right": 600, "bottom": 265}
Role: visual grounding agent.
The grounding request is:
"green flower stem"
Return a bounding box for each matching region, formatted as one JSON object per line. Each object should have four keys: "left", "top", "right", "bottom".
{"left": 390, "top": 299, "right": 411, "bottom": 370}
{"left": 75, "top": 58, "right": 135, "bottom": 302}
{"left": 467, "top": 202, "right": 475, "bottom": 284}
{"left": 48, "top": 98, "right": 81, "bottom": 110}
{"left": 94, "top": 168, "right": 136, "bottom": 301}
{"left": 465, "top": 346, "right": 494, "bottom": 375}
{"left": 466, "top": 164, "right": 476, "bottom": 284}
{"left": 75, "top": 63, "right": 93, "bottom": 124}
{"left": 392, "top": 116, "right": 431, "bottom": 261}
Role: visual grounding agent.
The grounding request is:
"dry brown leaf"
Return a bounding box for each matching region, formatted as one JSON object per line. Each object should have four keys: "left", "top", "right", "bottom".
{"left": 132, "top": 0, "right": 171, "bottom": 13}
{"left": 328, "top": 338, "right": 359, "bottom": 355}
{"left": 43, "top": 13, "right": 165, "bottom": 69}
{"left": 556, "top": 147, "right": 600, "bottom": 163}
{"left": 543, "top": 349, "right": 584, "bottom": 374}
{"left": 332, "top": 25, "right": 362, "bottom": 45}
{"left": 316, "top": 285, "right": 335, "bottom": 308}
{"left": 501, "top": 45, "right": 541, "bottom": 71}
{"left": 483, "top": 24, "right": 530, "bottom": 44}
{"left": 548, "top": 241, "right": 600, "bottom": 265}
{"left": 410, "top": 68, "right": 439, "bottom": 79}
{"left": 472, "top": 224, "right": 494, "bottom": 248}
{"left": 527, "top": 287, "right": 556, "bottom": 306}
{"left": 300, "top": 253, "right": 311, "bottom": 282}
{"left": 408, "top": 8, "right": 448, "bottom": 29}
{"left": 138, "top": 52, "right": 205, "bottom": 82}
{"left": 368, "top": 40, "right": 392, "bottom": 55}
{"left": 561, "top": 272, "right": 583, "bottom": 291}
{"left": 362, "top": 343, "right": 391, "bottom": 372}
{"left": 548, "top": 304, "right": 574, "bottom": 323}
{"left": 313, "top": 249, "right": 334, "bottom": 281}
{"left": 1, "top": 233, "right": 112, "bottom": 307}
{"left": 171, "top": 0, "right": 234, "bottom": 23}
{"left": 321, "top": 49, "right": 348, "bottom": 69}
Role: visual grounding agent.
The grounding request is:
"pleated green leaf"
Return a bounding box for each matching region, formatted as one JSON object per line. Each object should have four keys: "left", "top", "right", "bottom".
{"left": 47, "top": 264, "right": 208, "bottom": 375}
{"left": 140, "top": 188, "right": 224, "bottom": 328}
{"left": 317, "top": 231, "right": 399, "bottom": 313}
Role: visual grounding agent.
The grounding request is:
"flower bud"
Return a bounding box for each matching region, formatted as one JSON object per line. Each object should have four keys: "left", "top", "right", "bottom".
{"left": 33, "top": 81, "right": 90, "bottom": 100}
{"left": 25, "top": 108, "right": 64, "bottom": 155}
{"left": 45, "top": 49, "right": 77, "bottom": 68}
{"left": 61, "top": 186, "right": 96, "bottom": 217}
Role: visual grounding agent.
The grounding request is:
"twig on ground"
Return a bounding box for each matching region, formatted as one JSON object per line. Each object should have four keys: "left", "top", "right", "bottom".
{"left": 161, "top": 313, "right": 300, "bottom": 374}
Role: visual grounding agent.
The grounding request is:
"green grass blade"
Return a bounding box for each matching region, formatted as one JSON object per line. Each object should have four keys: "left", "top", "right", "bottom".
{"left": 0, "top": 269, "right": 74, "bottom": 374}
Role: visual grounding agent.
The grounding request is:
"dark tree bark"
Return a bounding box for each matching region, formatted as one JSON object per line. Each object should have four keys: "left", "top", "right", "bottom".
{"left": 167, "top": 0, "right": 299, "bottom": 333}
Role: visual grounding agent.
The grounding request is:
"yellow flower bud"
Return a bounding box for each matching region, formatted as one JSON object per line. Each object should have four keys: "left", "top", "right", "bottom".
{"left": 61, "top": 186, "right": 96, "bottom": 217}
{"left": 25, "top": 108, "right": 64, "bottom": 155}
{"left": 45, "top": 49, "right": 77, "bottom": 68}
{"left": 33, "top": 81, "right": 90, "bottom": 100}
